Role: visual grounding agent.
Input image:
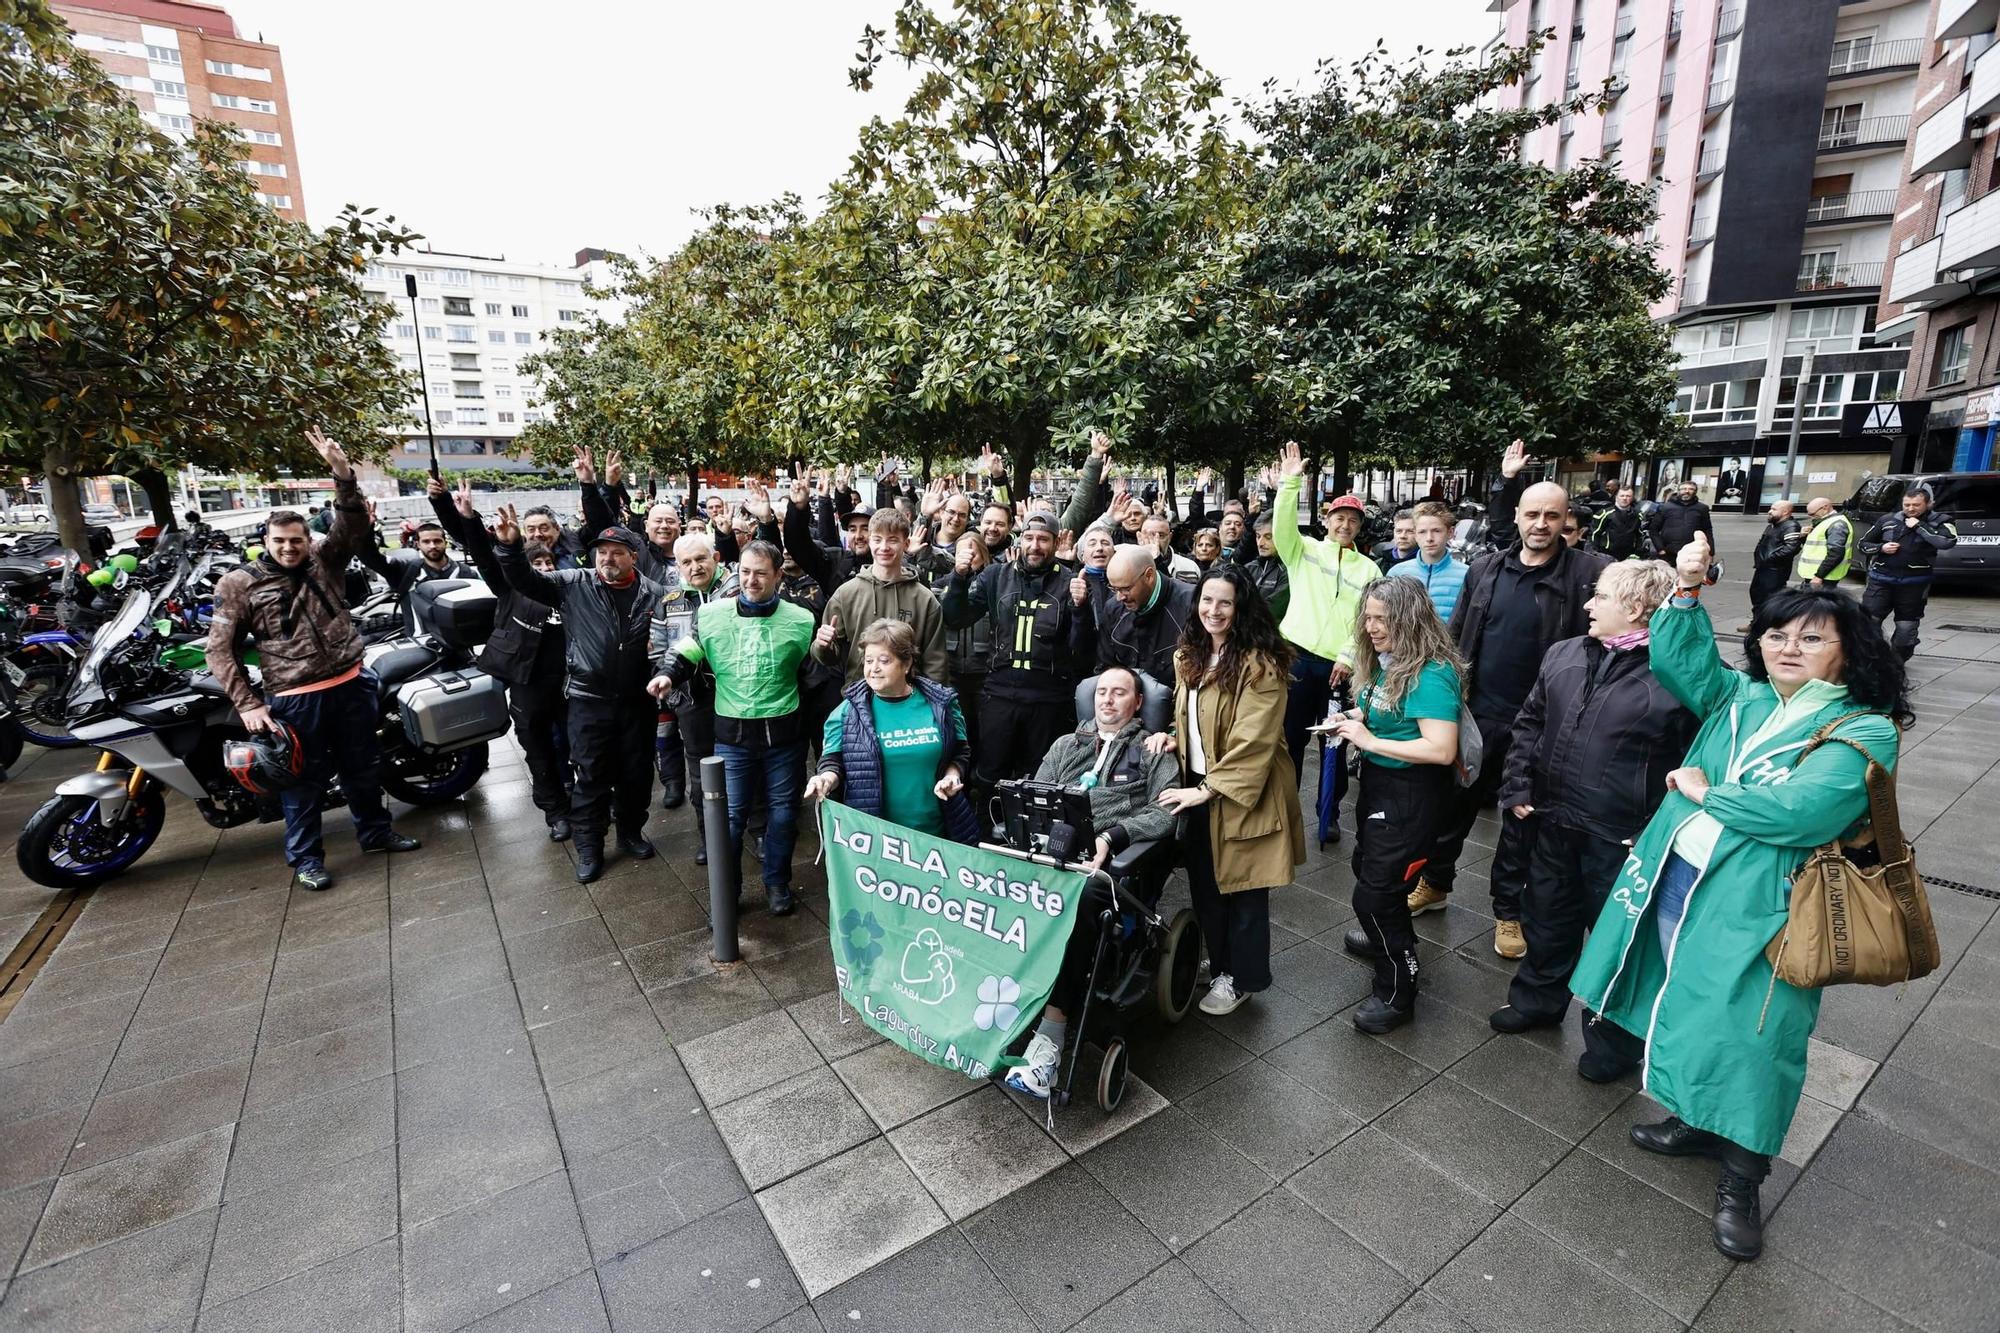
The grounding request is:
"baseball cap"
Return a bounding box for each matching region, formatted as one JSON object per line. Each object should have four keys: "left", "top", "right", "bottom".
{"left": 1328, "top": 495, "right": 1365, "bottom": 514}
{"left": 1021, "top": 513, "right": 1059, "bottom": 537}
{"left": 588, "top": 525, "right": 642, "bottom": 553}
{"left": 842, "top": 505, "right": 874, "bottom": 527}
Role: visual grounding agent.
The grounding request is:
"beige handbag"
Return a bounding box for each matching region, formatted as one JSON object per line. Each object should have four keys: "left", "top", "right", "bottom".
{"left": 1764, "top": 715, "right": 1940, "bottom": 993}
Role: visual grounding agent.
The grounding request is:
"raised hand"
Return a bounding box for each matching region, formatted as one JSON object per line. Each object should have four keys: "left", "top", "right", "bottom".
{"left": 1195, "top": 466, "right": 1214, "bottom": 490}
{"left": 1057, "top": 528, "right": 1076, "bottom": 562}
{"left": 979, "top": 444, "right": 1001, "bottom": 479}
{"left": 1500, "top": 438, "right": 1532, "bottom": 480}
{"left": 454, "top": 478, "right": 476, "bottom": 520}
{"left": 1276, "top": 441, "right": 1304, "bottom": 481}
{"left": 494, "top": 504, "right": 521, "bottom": 545}
{"left": 813, "top": 612, "right": 842, "bottom": 653}
{"left": 605, "top": 450, "right": 624, "bottom": 489}
{"left": 745, "top": 478, "right": 774, "bottom": 522}
{"left": 1090, "top": 429, "right": 1112, "bottom": 461}
{"left": 920, "top": 478, "right": 946, "bottom": 518}
{"left": 307, "top": 428, "right": 353, "bottom": 480}
{"left": 426, "top": 475, "right": 446, "bottom": 499}
{"left": 954, "top": 534, "right": 978, "bottom": 576}
{"left": 788, "top": 474, "right": 809, "bottom": 508}
{"left": 573, "top": 445, "right": 596, "bottom": 485}
{"left": 1069, "top": 570, "right": 1088, "bottom": 605}
{"left": 1676, "top": 533, "right": 1711, "bottom": 588}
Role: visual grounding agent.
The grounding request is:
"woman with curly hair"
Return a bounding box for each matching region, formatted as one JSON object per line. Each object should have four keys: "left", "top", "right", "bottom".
{"left": 1328, "top": 576, "right": 1465, "bottom": 1033}
{"left": 1144, "top": 565, "right": 1303, "bottom": 1016}
{"left": 1572, "top": 533, "right": 1911, "bottom": 1262}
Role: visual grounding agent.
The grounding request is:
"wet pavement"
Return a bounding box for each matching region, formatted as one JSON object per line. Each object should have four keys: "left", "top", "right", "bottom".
{"left": 0, "top": 514, "right": 1996, "bottom": 1332}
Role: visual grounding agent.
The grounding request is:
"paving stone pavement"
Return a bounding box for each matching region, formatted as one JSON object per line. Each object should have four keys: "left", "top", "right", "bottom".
{"left": 0, "top": 515, "right": 1996, "bottom": 1332}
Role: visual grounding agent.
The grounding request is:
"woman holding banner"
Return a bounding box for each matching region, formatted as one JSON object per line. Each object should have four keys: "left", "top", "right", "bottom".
{"left": 1145, "top": 565, "right": 1303, "bottom": 1017}
{"left": 805, "top": 618, "right": 981, "bottom": 844}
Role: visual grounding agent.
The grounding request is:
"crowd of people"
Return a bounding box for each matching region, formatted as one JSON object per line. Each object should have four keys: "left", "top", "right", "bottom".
{"left": 200, "top": 429, "right": 1942, "bottom": 1266}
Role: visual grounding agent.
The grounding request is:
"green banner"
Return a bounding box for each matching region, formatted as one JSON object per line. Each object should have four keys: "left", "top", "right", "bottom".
{"left": 822, "top": 800, "right": 1085, "bottom": 1080}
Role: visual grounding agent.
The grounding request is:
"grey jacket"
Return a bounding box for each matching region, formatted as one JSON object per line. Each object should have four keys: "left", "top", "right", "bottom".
{"left": 1032, "top": 718, "right": 1179, "bottom": 851}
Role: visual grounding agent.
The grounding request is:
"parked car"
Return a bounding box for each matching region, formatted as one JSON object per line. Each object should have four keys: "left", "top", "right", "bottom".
{"left": 1841, "top": 472, "right": 2000, "bottom": 585}
{"left": 7, "top": 505, "right": 51, "bottom": 524}
{"left": 81, "top": 504, "right": 123, "bottom": 525}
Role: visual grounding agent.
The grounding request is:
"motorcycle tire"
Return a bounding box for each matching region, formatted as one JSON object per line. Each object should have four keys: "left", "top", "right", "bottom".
{"left": 17, "top": 787, "right": 167, "bottom": 889}
{"left": 10, "top": 656, "right": 83, "bottom": 749}
{"left": 382, "top": 742, "right": 489, "bottom": 807}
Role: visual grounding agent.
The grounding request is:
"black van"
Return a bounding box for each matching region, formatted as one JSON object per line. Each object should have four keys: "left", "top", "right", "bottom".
{"left": 1841, "top": 473, "right": 2000, "bottom": 585}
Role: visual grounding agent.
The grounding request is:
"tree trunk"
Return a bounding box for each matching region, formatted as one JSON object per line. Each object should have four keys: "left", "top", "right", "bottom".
{"left": 1332, "top": 444, "right": 1352, "bottom": 496}
{"left": 131, "top": 466, "right": 176, "bottom": 529}
{"left": 1223, "top": 459, "right": 1246, "bottom": 506}
{"left": 1008, "top": 438, "right": 1038, "bottom": 510}
{"left": 44, "top": 444, "right": 88, "bottom": 556}
{"left": 1164, "top": 458, "right": 1177, "bottom": 520}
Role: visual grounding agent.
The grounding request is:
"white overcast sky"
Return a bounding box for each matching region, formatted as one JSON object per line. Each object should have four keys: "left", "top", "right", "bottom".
{"left": 223, "top": 1, "right": 1503, "bottom": 267}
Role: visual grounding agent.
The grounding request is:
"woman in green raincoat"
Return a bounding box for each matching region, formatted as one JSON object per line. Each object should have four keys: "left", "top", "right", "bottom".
{"left": 1570, "top": 533, "right": 1911, "bottom": 1263}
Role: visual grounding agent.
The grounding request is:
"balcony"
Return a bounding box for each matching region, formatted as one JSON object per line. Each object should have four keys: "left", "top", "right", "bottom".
{"left": 1715, "top": 8, "right": 1743, "bottom": 40}
{"left": 1796, "top": 260, "right": 1885, "bottom": 292}
{"left": 1972, "top": 39, "right": 2000, "bottom": 118}
{"left": 1615, "top": 15, "right": 1636, "bottom": 39}
{"left": 1696, "top": 149, "right": 1724, "bottom": 181}
{"left": 1660, "top": 70, "right": 1677, "bottom": 99}
{"left": 1940, "top": 0, "right": 2000, "bottom": 41}
{"left": 1911, "top": 91, "right": 1974, "bottom": 175}
{"left": 1705, "top": 79, "right": 1735, "bottom": 113}
{"left": 1828, "top": 38, "right": 1923, "bottom": 79}
{"left": 1941, "top": 187, "right": 2000, "bottom": 273}
{"left": 1687, "top": 223, "right": 1716, "bottom": 248}
{"left": 1888, "top": 234, "right": 1970, "bottom": 305}
{"left": 1804, "top": 190, "right": 1898, "bottom": 224}
{"left": 1669, "top": 6, "right": 1683, "bottom": 39}
{"left": 1816, "top": 114, "right": 1910, "bottom": 155}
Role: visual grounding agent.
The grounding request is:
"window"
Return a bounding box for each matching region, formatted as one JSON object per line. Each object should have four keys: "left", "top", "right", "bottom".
{"left": 458, "top": 408, "right": 488, "bottom": 426}
{"left": 1784, "top": 305, "right": 1860, "bottom": 355}
{"left": 423, "top": 325, "right": 443, "bottom": 341}
{"left": 1673, "top": 378, "right": 1761, "bottom": 425}
{"left": 441, "top": 269, "right": 472, "bottom": 287}
{"left": 480, "top": 272, "right": 501, "bottom": 289}
{"left": 446, "top": 325, "right": 475, "bottom": 343}
{"left": 557, "top": 309, "right": 584, "bottom": 322}
{"left": 524, "top": 410, "right": 544, "bottom": 423}
{"left": 1797, "top": 250, "right": 1841, "bottom": 287}
{"left": 506, "top": 276, "right": 526, "bottom": 291}
{"left": 398, "top": 353, "right": 419, "bottom": 369}
{"left": 510, "top": 304, "right": 529, "bottom": 318}
{"left": 247, "top": 97, "right": 277, "bottom": 113}
{"left": 1934, "top": 322, "right": 1973, "bottom": 385}
{"left": 488, "top": 330, "right": 508, "bottom": 344}
{"left": 430, "top": 381, "right": 450, "bottom": 398}
{"left": 419, "top": 297, "right": 440, "bottom": 313}
{"left": 212, "top": 93, "right": 242, "bottom": 109}
{"left": 453, "top": 381, "right": 483, "bottom": 399}
{"left": 1671, "top": 314, "right": 1769, "bottom": 367}
{"left": 498, "top": 411, "right": 516, "bottom": 424}
{"left": 153, "top": 113, "right": 193, "bottom": 132}
{"left": 494, "top": 385, "right": 513, "bottom": 398}
{"left": 395, "top": 323, "right": 416, "bottom": 339}
{"left": 490, "top": 359, "right": 511, "bottom": 374}
{"left": 443, "top": 296, "right": 473, "bottom": 316}
{"left": 514, "top": 331, "right": 534, "bottom": 345}
{"left": 107, "top": 72, "right": 139, "bottom": 90}
{"left": 1929, "top": 477, "right": 2000, "bottom": 517}
{"left": 151, "top": 79, "right": 187, "bottom": 98}
{"left": 1828, "top": 34, "right": 1875, "bottom": 75}
{"left": 241, "top": 128, "right": 283, "bottom": 146}
{"left": 145, "top": 44, "right": 181, "bottom": 64}
{"left": 238, "top": 160, "right": 286, "bottom": 177}
{"left": 556, "top": 281, "right": 580, "bottom": 296}
{"left": 258, "top": 194, "right": 291, "bottom": 209}
{"left": 450, "top": 353, "right": 479, "bottom": 370}
{"left": 1849, "top": 368, "right": 1903, "bottom": 401}
{"left": 1819, "top": 103, "right": 1863, "bottom": 148}
{"left": 205, "top": 59, "right": 271, "bottom": 80}
{"left": 426, "top": 355, "right": 446, "bottom": 370}
{"left": 484, "top": 302, "right": 502, "bottom": 316}
{"left": 436, "top": 410, "right": 453, "bottom": 425}
{"left": 1775, "top": 374, "right": 1844, "bottom": 421}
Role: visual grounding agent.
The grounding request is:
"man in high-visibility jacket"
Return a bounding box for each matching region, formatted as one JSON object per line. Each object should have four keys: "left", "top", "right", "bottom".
{"left": 1792, "top": 497, "right": 1853, "bottom": 588}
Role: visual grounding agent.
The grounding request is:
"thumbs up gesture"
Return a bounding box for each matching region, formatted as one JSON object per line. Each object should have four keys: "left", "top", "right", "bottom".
{"left": 814, "top": 612, "right": 842, "bottom": 653}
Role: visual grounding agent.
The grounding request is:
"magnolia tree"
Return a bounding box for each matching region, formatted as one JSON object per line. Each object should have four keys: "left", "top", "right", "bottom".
{"left": 0, "top": 0, "right": 416, "bottom": 549}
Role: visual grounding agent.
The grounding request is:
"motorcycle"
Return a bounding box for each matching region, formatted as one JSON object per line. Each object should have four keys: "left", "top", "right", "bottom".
{"left": 16, "top": 577, "right": 512, "bottom": 889}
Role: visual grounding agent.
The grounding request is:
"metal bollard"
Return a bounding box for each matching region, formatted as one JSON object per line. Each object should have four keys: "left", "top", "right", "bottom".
{"left": 701, "top": 755, "right": 740, "bottom": 964}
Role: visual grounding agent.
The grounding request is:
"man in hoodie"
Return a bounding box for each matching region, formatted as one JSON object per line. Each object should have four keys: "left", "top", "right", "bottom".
{"left": 1389, "top": 500, "right": 1467, "bottom": 622}
{"left": 813, "top": 509, "right": 950, "bottom": 686}
{"left": 943, "top": 512, "right": 1095, "bottom": 786}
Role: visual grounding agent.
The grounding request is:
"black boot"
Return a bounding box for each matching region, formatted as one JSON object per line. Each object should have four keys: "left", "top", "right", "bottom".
{"left": 1712, "top": 1144, "right": 1769, "bottom": 1260}
{"left": 1343, "top": 927, "right": 1383, "bottom": 959}
{"left": 618, "top": 831, "right": 656, "bottom": 860}
{"left": 574, "top": 840, "right": 604, "bottom": 884}
{"left": 1629, "top": 1115, "right": 1723, "bottom": 1159}
{"left": 548, "top": 818, "right": 572, "bottom": 843}
{"left": 1352, "top": 995, "right": 1413, "bottom": 1033}
{"left": 659, "top": 768, "right": 686, "bottom": 810}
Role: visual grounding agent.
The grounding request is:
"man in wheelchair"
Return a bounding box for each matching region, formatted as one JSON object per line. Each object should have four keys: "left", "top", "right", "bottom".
{"left": 1002, "top": 665, "right": 1178, "bottom": 1099}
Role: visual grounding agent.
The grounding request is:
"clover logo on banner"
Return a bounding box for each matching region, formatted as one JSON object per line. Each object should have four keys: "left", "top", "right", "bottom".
{"left": 898, "top": 928, "right": 956, "bottom": 1006}
{"left": 973, "top": 975, "right": 1021, "bottom": 1031}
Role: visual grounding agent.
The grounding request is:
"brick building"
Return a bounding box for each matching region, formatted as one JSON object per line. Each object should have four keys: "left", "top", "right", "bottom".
{"left": 52, "top": 0, "right": 305, "bottom": 220}
{"left": 1879, "top": 0, "right": 2000, "bottom": 473}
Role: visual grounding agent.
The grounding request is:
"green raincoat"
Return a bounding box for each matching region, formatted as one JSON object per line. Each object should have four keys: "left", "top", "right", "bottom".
{"left": 1569, "top": 600, "right": 1899, "bottom": 1156}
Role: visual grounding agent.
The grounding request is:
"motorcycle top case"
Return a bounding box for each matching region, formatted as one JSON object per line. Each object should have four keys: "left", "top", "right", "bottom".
{"left": 410, "top": 580, "right": 495, "bottom": 652}
{"left": 395, "top": 669, "right": 509, "bottom": 753}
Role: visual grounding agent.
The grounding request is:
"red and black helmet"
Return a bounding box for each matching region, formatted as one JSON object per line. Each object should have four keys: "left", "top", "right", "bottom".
{"left": 223, "top": 725, "right": 308, "bottom": 795}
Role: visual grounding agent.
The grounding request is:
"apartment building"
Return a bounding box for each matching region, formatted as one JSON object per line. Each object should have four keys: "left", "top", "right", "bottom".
{"left": 357, "top": 250, "right": 610, "bottom": 476}
{"left": 1493, "top": 0, "right": 1928, "bottom": 508}
{"left": 1878, "top": 0, "right": 2000, "bottom": 473}
{"left": 54, "top": 0, "right": 304, "bottom": 219}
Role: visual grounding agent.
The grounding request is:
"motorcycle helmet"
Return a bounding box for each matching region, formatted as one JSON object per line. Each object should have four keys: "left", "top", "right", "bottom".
{"left": 224, "top": 725, "right": 308, "bottom": 795}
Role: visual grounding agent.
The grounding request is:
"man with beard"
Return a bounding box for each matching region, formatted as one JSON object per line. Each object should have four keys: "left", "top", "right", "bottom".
{"left": 943, "top": 513, "right": 1095, "bottom": 786}
{"left": 1089, "top": 543, "right": 1194, "bottom": 688}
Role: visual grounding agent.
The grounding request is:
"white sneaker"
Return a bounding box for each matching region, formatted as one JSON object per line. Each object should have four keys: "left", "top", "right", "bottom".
{"left": 1004, "top": 1032, "right": 1061, "bottom": 1099}
{"left": 1199, "top": 973, "right": 1249, "bottom": 1016}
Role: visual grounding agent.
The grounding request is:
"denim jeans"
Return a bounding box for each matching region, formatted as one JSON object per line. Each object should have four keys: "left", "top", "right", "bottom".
{"left": 1655, "top": 852, "right": 1700, "bottom": 962}
{"left": 716, "top": 739, "right": 805, "bottom": 890}
{"left": 266, "top": 669, "right": 393, "bottom": 868}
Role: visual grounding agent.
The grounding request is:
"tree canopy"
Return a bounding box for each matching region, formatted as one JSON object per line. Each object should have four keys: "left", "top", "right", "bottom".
{"left": 0, "top": 0, "right": 416, "bottom": 546}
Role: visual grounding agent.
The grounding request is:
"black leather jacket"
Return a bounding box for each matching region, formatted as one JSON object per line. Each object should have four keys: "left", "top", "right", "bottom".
{"left": 1088, "top": 574, "right": 1193, "bottom": 689}
{"left": 493, "top": 542, "right": 665, "bottom": 702}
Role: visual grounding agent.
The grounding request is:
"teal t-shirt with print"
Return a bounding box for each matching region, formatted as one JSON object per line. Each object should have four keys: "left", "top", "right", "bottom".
{"left": 824, "top": 691, "right": 967, "bottom": 834}
{"left": 1360, "top": 660, "right": 1460, "bottom": 769}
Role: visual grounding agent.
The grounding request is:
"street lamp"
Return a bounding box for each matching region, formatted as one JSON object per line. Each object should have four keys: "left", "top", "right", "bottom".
{"left": 405, "top": 274, "right": 441, "bottom": 481}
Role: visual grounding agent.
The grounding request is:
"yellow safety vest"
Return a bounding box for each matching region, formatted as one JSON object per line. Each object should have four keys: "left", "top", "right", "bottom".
{"left": 1794, "top": 514, "right": 1851, "bottom": 582}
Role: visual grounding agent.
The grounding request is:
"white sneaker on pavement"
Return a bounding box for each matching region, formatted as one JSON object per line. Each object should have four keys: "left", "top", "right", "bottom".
{"left": 1004, "top": 1032, "right": 1062, "bottom": 1099}
{"left": 1199, "top": 973, "right": 1249, "bottom": 1015}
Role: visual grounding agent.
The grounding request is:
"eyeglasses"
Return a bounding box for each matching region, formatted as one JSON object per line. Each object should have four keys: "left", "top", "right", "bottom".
{"left": 1759, "top": 630, "right": 1834, "bottom": 653}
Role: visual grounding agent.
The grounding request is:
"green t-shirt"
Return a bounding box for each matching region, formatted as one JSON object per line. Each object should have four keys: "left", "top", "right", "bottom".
{"left": 1360, "top": 660, "right": 1460, "bottom": 770}
{"left": 823, "top": 691, "right": 967, "bottom": 835}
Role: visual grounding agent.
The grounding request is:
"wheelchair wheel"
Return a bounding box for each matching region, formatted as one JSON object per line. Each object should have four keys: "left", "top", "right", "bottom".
{"left": 1097, "top": 1039, "right": 1129, "bottom": 1113}
{"left": 1154, "top": 908, "right": 1202, "bottom": 1024}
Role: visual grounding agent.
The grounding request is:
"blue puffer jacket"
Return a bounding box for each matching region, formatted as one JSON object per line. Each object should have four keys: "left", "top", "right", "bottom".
{"left": 1388, "top": 553, "right": 1467, "bottom": 623}
{"left": 823, "top": 677, "right": 982, "bottom": 845}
